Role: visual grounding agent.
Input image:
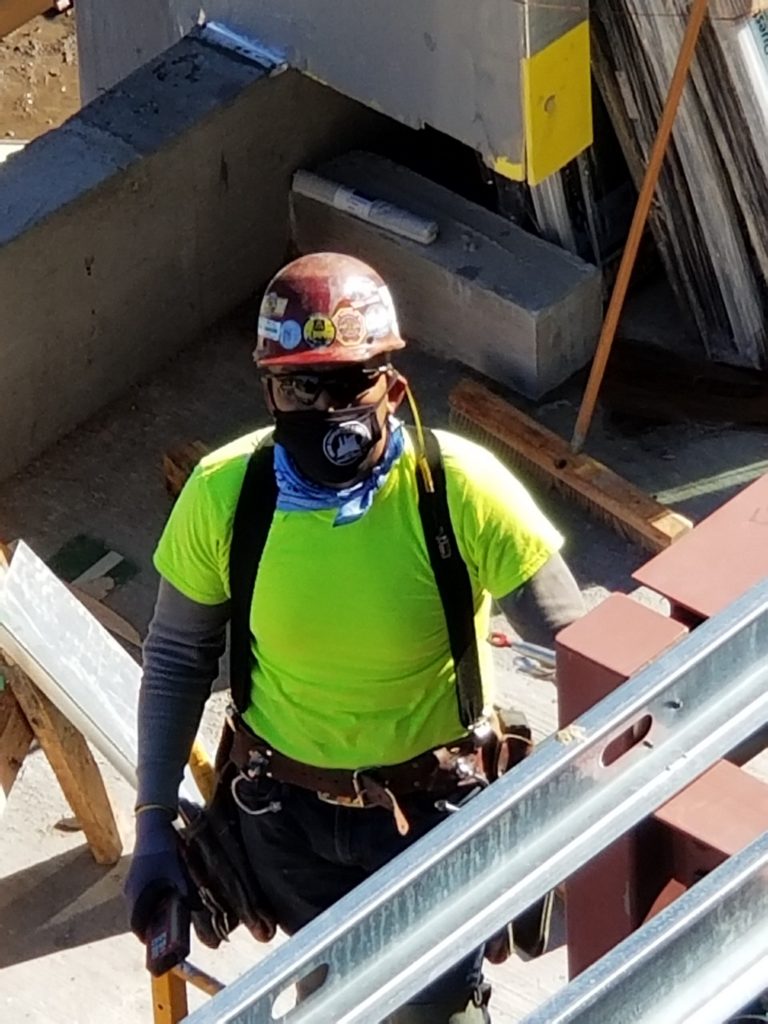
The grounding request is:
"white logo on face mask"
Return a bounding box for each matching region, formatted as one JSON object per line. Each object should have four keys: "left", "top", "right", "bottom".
{"left": 323, "top": 422, "right": 372, "bottom": 465}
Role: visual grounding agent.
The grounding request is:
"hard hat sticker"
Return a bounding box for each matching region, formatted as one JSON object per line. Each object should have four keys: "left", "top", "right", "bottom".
{"left": 333, "top": 308, "right": 367, "bottom": 347}
{"left": 258, "top": 316, "right": 282, "bottom": 342}
{"left": 304, "top": 315, "right": 336, "bottom": 347}
{"left": 262, "top": 292, "right": 288, "bottom": 318}
{"left": 364, "top": 303, "right": 391, "bottom": 339}
{"left": 343, "top": 275, "right": 379, "bottom": 306}
{"left": 279, "top": 320, "right": 302, "bottom": 350}
{"left": 323, "top": 422, "right": 372, "bottom": 465}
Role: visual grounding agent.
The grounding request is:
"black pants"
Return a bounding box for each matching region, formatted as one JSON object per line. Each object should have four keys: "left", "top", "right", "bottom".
{"left": 237, "top": 777, "right": 491, "bottom": 1023}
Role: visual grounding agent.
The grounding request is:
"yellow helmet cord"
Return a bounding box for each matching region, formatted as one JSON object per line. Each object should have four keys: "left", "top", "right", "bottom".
{"left": 405, "top": 383, "right": 434, "bottom": 493}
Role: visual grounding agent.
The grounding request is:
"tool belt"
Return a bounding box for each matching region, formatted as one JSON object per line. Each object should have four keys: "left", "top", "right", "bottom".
{"left": 184, "top": 708, "right": 541, "bottom": 958}
{"left": 224, "top": 707, "right": 533, "bottom": 830}
{"left": 224, "top": 710, "right": 550, "bottom": 960}
{"left": 230, "top": 719, "right": 474, "bottom": 800}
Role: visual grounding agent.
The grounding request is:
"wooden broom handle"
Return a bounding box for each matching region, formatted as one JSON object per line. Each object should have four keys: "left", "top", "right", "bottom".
{"left": 571, "top": 0, "right": 710, "bottom": 453}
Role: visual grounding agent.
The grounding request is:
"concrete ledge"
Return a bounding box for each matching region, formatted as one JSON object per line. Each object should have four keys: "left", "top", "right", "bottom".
{"left": 291, "top": 151, "right": 602, "bottom": 399}
{"left": 0, "top": 36, "right": 388, "bottom": 483}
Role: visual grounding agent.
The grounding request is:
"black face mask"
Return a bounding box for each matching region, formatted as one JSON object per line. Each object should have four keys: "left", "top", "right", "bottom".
{"left": 273, "top": 400, "right": 384, "bottom": 486}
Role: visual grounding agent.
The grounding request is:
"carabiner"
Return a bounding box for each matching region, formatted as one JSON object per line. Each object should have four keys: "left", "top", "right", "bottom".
{"left": 230, "top": 771, "right": 282, "bottom": 816}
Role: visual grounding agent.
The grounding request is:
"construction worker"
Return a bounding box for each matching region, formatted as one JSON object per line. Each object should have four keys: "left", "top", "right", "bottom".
{"left": 124, "top": 252, "right": 585, "bottom": 1022}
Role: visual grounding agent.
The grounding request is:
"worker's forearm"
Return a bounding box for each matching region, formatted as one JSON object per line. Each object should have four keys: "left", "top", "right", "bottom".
{"left": 137, "top": 578, "right": 229, "bottom": 810}
{"left": 497, "top": 552, "right": 585, "bottom": 648}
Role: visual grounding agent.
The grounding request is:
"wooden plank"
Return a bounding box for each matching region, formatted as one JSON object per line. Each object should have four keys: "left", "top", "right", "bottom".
{"left": 8, "top": 667, "right": 122, "bottom": 865}
{"left": 449, "top": 378, "right": 691, "bottom": 553}
{"left": 152, "top": 971, "right": 189, "bottom": 1024}
{"left": 593, "top": 0, "right": 768, "bottom": 368}
{"left": 71, "top": 575, "right": 115, "bottom": 600}
{"left": 188, "top": 739, "right": 216, "bottom": 804}
{"left": 0, "top": 0, "right": 51, "bottom": 37}
{"left": 66, "top": 583, "right": 143, "bottom": 648}
{"left": 163, "top": 441, "right": 209, "bottom": 499}
{"left": 709, "top": 0, "right": 768, "bottom": 15}
{"left": 0, "top": 684, "right": 34, "bottom": 810}
{"left": 173, "top": 961, "right": 225, "bottom": 998}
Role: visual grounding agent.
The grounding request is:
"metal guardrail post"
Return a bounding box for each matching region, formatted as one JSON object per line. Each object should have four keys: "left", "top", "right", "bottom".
{"left": 555, "top": 593, "right": 689, "bottom": 974}
{"left": 184, "top": 577, "right": 768, "bottom": 1024}
{"left": 523, "top": 828, "right": 768, "bottom": 1024}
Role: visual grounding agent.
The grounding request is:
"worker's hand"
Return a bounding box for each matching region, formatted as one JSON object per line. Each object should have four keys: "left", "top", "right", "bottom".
{"left": 123, "top": 807, "right": 189, "bottom": 941}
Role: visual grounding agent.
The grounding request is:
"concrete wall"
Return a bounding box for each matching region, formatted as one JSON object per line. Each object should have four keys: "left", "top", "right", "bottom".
{"left": 75, "top": 0, "right": 541, "bottom": 171}
{"left": 76, "top": 0, "right": 186, "bottom": 101}
{"left": 76, "top": 2, "right": 527, "bottom": 163}
{"left": 0, "top": 34, "right": 388, "bottom": 483}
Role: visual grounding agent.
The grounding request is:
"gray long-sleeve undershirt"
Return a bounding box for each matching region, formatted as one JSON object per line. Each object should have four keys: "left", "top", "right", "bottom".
{"left": 137, "top": 553, "right": 585, "bottom": 811}
{"left": 496, "top": 552, "right": 585, "bottom": 648}
{"left": 137, "top": 580, "right": 229, "bottom": 810}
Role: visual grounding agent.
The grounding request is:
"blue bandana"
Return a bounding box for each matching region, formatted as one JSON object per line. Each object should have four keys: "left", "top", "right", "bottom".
{"left": 273, "top": 419, "right": 405, "bottom": 526}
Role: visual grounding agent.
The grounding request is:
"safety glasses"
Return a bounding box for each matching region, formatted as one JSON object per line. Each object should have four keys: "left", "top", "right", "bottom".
{"left": 263, "top": 364, "right": 391, "bottom": 408}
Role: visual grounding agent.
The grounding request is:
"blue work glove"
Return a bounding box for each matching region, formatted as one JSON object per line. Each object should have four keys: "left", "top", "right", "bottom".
{"left": 123, "top": 807, "right": 189, "bottom": 940}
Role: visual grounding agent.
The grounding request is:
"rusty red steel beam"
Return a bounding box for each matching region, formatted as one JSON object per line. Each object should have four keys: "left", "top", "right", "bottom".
{"left": 556, "top": 473, "right": 768, "bottom": 978}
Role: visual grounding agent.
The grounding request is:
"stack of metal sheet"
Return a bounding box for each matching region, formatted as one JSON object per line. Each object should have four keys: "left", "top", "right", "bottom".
{"left": 591, "top": 1, "right": 768, "bottom": 368}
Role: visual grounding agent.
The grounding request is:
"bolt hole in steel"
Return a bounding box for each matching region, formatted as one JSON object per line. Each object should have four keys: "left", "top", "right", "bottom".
{"left": 271, "top": 964, "right": 329, "bottom": 1018}
{"left": 600, "top": 714, "right": 653, "bottom": 768}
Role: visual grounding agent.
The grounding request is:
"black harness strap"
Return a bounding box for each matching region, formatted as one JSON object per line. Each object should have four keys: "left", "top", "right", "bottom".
{"left": 412, "top": 427, "right": 484, "bottom": 728}
{"left": 228, "top": 429, "right": 484, "bottom": 727}
{"left": 228, "top": 442, "right": 277, "bottom": 714}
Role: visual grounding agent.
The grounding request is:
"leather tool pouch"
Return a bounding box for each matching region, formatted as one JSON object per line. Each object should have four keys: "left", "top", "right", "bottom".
{"left": 483, "top": 706, "right": 555, "bottom": 964}
{"left": 178, "top": 753, "right": 276, "bottom": 949}
{"left": 484, "top": 706, "right": 534, "bottom": 782}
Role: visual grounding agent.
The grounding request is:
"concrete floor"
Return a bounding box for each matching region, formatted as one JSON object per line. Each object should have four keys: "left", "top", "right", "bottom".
{"left": 1, "top": 309, "right": 767, "bottom": 1023}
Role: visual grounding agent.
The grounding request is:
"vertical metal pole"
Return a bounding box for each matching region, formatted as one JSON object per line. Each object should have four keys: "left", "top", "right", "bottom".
{"left": 571, "top": 0, "right": 710, "bottom": 453}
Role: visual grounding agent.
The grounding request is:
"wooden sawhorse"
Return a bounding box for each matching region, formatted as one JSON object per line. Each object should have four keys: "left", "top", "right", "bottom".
{"left": 0, "top": 660, "right": 122, "bottom": 864}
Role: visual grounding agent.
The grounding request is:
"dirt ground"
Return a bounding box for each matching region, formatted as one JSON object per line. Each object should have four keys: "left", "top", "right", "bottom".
{"left": 0, "top": 9, "right": 79, "bottom": 141}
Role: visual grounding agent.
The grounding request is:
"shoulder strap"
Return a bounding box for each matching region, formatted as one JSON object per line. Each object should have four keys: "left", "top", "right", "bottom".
{"left": 410, "top": 427, "right": 485, "bottom": 729}
{"left": 229, "top": 442, "right": 277, "bottom": 714}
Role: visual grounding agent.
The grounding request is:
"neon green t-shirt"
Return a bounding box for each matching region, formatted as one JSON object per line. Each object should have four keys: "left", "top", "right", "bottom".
{"left": 153, "top": 427, "right": 562, "bottom": 768}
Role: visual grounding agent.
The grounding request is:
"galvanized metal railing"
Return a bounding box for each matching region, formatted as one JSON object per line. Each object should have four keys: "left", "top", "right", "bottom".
{"left": 524, "top": 827, "right": 768, "bottom": 1024}
{"left": 183, "top": 576, "right": 768, "bottom": 1024}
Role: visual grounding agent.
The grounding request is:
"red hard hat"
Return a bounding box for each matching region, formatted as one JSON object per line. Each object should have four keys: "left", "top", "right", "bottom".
{"left": 254, "top": 252, "right": 406, "bottom": 368}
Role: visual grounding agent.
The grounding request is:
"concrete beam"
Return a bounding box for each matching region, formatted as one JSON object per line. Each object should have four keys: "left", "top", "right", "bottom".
{"left": 0, "top": 35, "right": 388, "bottom": 483}
{"left": 291, "top": 152, "right": 601, "bottom": 399}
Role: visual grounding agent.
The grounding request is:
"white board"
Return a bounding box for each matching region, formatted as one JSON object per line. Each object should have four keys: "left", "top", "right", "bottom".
{"left": 0, "top": 541, "right": 204, "bottom": 804}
